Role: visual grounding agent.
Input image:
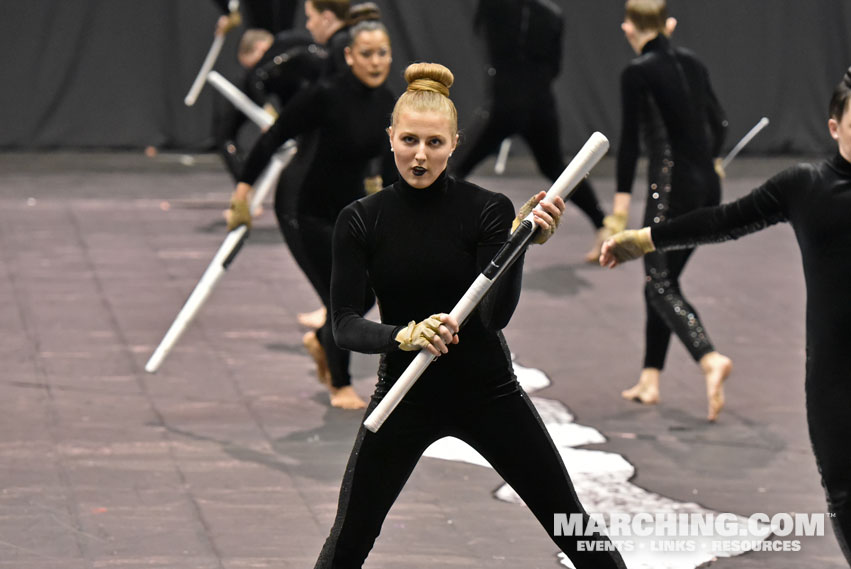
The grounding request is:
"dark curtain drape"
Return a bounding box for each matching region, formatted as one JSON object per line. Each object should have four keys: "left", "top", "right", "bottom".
{"left": 1, "top": 0, "right": 849, "bottom": 154}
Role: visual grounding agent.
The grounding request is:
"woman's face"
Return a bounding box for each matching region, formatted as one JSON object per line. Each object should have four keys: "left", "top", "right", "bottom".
{"left": 389, "top": 109, "right": 458, "bottom": 189}
{"left": 829, "top": 99, "right": 851, "bottom": 162}
{"left": 344, "top": 30, "right": 392, "bottom": 89}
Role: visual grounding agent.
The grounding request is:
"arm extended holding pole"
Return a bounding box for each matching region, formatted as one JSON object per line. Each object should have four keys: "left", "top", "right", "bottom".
{"left": 363, "top": 131, "right": 610, "bottom": 432}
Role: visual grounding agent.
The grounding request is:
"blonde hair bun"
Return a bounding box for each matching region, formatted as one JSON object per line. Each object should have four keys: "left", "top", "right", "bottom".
{"left": 404, "top": 63, "right": 454, "bottom": 98}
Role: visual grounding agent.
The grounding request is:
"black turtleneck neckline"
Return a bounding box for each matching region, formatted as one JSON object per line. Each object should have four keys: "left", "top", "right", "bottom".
{"left": 393, "top": 169, "right": 451, "bottom": 199}
{"left": 641, "top": 34, "right": 670, "bottom": 55}
{"left": 830, "top": 151, "right": 851, "bottom": 176}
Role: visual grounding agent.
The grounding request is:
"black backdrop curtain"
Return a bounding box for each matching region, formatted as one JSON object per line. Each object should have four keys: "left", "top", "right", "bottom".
{"left": 1, "top": 0, "right": 849, "bottom": 154}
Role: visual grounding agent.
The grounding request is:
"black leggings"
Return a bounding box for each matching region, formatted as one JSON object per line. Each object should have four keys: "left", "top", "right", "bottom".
{"left": 314, "top": 388, "right": 627, "bottom": 569}
{"left": 808, "top": 386, "right": 851, "bottom": 565}
{"left": 295, "top": 214, "right": 356, "bottom": 388}
{"left": 642, "top": 151, "right": 715, "bottom": 369}
{"left": 451, "top": 83, "right": 605, "bottom": 229}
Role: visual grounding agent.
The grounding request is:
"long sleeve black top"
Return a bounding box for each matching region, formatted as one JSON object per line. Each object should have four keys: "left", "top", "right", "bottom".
{"left": 651, "top": 153, "right": 851, "bottom": 399}
{"left": 617, "top": 35, "right": 727, "bottom": 197}
{"left": 331, "top": 172, "right": 525, "bottom": 398}
{"left": 238, "top": 71, "right": 395, "bottom": 220}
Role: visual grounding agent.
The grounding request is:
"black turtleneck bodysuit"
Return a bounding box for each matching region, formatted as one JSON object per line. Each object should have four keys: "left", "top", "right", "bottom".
{"left": 617, "top": 34, "right": 727, "bottom": 370}
{"left": 311, "top": 174, "right": 627, "bottom": 569}
{"left": 238, "top": 71, "right": 395, "bottom": 389}
{"left": 651, "top": 154, "right": 851, "bottom": 562}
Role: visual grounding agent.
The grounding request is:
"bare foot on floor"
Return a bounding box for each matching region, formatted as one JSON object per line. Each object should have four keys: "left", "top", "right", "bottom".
{"left": 303, "top": 331, "right": 331, "bottom": 386}
{"left": 329, "top": 386, "right": 367, "bottom": 409}
{"left": 297, "top": 306, "right": 326, "bottom": 329}
{"left": 701, "top": 352, "right": 732, "bottom": 422}
{"left": 621, "top": 368, "right": 660, "bottom": 404}
{"left": 584, "top": 227, "right": 614, "bottom": 263}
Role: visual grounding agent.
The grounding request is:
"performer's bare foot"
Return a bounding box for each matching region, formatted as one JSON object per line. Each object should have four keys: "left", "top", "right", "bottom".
{"left": 621, "top": 368, "right": 660, "bottom": 404}
{"left": 303, "top": 331, "right": 331, "bottom": 386}
{"left": 584, "top": 226, "right": 614, "bottom": 263}
{"left": 297, "top": 306, "right": 326, "bottom": 329}
{"left": 329, "top": 385, "right": 367, "bottom": 409}
{"left": 700, "top": 352, "right": 732, "bottom": 422}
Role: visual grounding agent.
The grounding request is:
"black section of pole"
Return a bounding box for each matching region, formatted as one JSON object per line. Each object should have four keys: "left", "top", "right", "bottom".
{"left": 482, "top": 220, "right": 537, "bottom": 280}
{"left": 222, "top": 231, "right": 248, "bottom": 270}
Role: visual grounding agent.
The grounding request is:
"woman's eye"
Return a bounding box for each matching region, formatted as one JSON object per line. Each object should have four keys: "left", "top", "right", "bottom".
{"left": 402, "top": 136, "right": 416, "bottom": 144}
{"left": 429, "top": 138, "right": 444, "bottom": 146}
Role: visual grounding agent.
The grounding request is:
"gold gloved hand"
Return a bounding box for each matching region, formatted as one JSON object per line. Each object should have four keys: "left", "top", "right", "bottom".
{"left": 395, "top": 314, "right": 445, "bottom": 352}
{"left": 603, "top": 211, "right": 628, "bottom": 235}
{"left": 605, "top": 228, "right": 655, "bottom": 264}
{"left": 216, "top": 12, "right": 242, "bottom": 36}
{"left": 714, "top": 157, "right": 726, "bottom": 180}
{"left": 263, "top": 103, "right": 279, "bottom": 121}
{"left": 227, "top": 195, "right": 252, "bottom": 231}
{"left": 364, "top": 175, "right": 383, "bottom": 195}
{"left": 511, "top": 193, "right": 559, "bottom": 244}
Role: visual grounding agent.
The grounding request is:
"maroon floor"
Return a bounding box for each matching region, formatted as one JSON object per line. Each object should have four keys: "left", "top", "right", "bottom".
{"left": 0, "top": 151, "right": 844, "bottom": 568}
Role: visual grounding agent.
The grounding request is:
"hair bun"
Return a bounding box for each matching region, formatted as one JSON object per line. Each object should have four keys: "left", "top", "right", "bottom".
{"left": 404, "top": 63, "right": 454, "bottom": 97}
{"left": 348, "top": 2, "right": 381, "bottom": 25}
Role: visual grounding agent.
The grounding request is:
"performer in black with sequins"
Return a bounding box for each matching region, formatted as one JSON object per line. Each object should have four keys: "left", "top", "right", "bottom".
{"left": 311, "top": 62, "right": 626, "bottom": 569}
{"left": 450, "top": 0, "right": 611, "bottom": 262}
{"left": 214, "top": 28, "right": 326, "bottom": 180}
{"left": 608, "top": 0, "right": 731, "bottom": 421}
{"left": 227, "top": 20, "right": 395, "bottom": 410}
{"left": 601, "top": 65, "right": 851, "bottom": 566}
{"left": 304, "top": 0, "right": 352, "bottom": 76}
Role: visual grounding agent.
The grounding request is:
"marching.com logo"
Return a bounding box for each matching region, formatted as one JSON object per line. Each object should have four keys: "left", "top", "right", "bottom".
{"left": 553, "top": 512, "right": 825, "bottom": 553}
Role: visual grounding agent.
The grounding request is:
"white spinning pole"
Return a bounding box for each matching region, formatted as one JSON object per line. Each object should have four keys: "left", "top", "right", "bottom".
{"left": 363, "top": 132, "right": 610, "bottom": 432}
{"left": 206, "top": 70, "right": 276, "bottom": 129}
{"left": 145, "top": 142, "right": 296, "bottom": 374}
{"left": 184, "top": 35, "right": 226, "bottom": 107}
{"left": 494, "top": 138, "right": 512, "bottom": 175}
{"left": 721, "top": 117, "right": 769, "bottom": 170}
{"left": 184, "top": 0, "right": 239, "bottom": 106}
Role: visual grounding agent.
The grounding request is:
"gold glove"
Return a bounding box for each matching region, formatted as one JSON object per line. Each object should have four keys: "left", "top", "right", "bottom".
{"left": 216, "top": 12, "right": 242, "bottom": 36}
{"left": 609, "top": 228, "right": 655, "bottom": 263}
{"left": 364, "top": 175, "right": 383, "bottom": 195}
{"left": 714, "top": 157, "right": 726, "bottom": 180}
{"left": 511, "top": 194, "right": 558, "bottom": 244}
{"left": 395, "top": 314, "right": 445, "bottom": 352}
{"left": 263, "top": 103, "right": 279, "bottom": 121}
{"left": 603, "top": 211, "right": 628, "bottom": 234}
{"left": 227, "top": 195, "right": 252, "bottom": 231}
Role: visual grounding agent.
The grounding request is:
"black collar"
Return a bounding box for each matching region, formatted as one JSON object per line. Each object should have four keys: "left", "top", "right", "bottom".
{"left": 394, "top": 170, "right": 450, "bottom": 200}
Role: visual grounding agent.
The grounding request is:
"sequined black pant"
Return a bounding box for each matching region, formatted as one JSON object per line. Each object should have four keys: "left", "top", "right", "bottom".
{"left": 313, "top": 389, "right": 627, "bottom": 569}
{"left": 642, "top": 150, "right": 715, "bottom": 369}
